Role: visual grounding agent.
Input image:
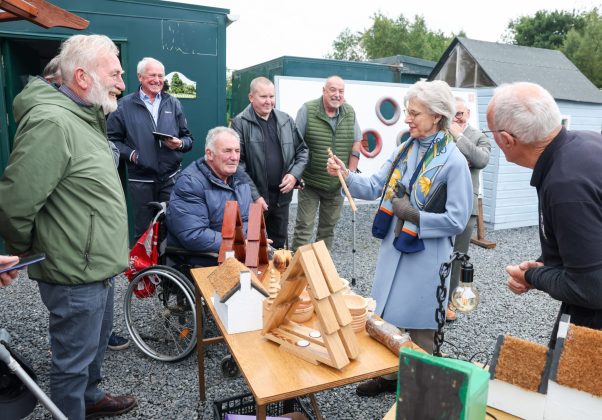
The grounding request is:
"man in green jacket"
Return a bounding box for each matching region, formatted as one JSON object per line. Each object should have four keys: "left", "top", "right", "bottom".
{"left": 0, "top": 34, "right": 136, "bottom": 419}
{"left": 292, "top": 76, "right": 362, "bottom": 251}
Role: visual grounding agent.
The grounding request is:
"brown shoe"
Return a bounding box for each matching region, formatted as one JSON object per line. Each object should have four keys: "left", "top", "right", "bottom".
{"left": 446, "top": 304, "right": 457, "bottom": 322}
{"left": 356, "top": 376, "right": 398, "bottom": 397}
{"left": 85, "top": 393, "right": 137, "bottom": 419}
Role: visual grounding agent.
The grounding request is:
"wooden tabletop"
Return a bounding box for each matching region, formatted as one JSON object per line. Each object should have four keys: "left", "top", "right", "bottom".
{"left": 192, "top": 266, "right": 400, "bottom": 406}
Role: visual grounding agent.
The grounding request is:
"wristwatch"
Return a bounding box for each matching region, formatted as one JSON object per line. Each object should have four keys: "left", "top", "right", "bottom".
{"left": 350, "top": 150, "right": 360, "bottom": 159}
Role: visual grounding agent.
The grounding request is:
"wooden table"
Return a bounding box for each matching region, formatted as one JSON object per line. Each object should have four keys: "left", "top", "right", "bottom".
{"left": 192, "top": 267, "right": 401, "bottom": 420}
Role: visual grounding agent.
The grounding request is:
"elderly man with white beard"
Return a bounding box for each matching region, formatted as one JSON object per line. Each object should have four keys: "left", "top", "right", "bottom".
{"left": 0, "top": 34, "right": 137, "bottom": 419}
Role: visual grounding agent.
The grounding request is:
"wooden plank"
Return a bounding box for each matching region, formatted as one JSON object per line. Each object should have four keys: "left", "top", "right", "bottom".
{"left": 329, "top": 291, "right": 352, "bottom": 326}
{"left": 312, "top": 241, "right": 344, "bottom": 293}
{"left": 338, "top": 325, "right": 360, "bottom": 359}
{"left": 0, "top": 0, "right": 89, "bottom": 29}
{"left": 471, "top": 197, "right": 497, "bottom": 249}
{"left": 313, "top": 298, "right": 341, "bottom": 335}
{"left": 298, "top": 246, "right": 331, "bottom": 300}
{"left": 322, "top": 331, "right": 350, "bottom": 369}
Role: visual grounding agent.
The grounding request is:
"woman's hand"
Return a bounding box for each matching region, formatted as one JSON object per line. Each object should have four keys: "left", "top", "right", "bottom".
{"left": 326, "top": 154, "right": 349, "bottom": 178}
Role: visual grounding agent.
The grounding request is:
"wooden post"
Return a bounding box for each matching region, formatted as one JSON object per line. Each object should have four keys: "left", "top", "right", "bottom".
{"left": 470, "top": 197, "right": 496, "bottom": 249}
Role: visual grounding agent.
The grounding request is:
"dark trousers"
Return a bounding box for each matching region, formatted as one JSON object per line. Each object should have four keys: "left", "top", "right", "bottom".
{"left": 265, "top": 189, "right": 290, "bottom": 249}
{"left": 129, "top": 177, "right": 176, "bottom": 240}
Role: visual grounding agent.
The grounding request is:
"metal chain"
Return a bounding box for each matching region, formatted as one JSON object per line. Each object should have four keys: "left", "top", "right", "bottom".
{"left": 433, "top": 251, "right": 470, "bottom": 357}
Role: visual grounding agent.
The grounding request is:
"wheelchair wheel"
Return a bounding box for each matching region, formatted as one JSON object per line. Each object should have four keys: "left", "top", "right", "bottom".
{"left": 124, "top": 265, "right": 197, "bottom": 362}
{"left": 220, "top": 355, "right": 239, "bottom": 378}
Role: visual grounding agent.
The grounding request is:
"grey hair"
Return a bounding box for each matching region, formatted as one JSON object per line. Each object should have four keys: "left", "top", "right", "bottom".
{"left": 490, "top": 82, "right": 561, "bottom": 144}
{"left": 404, "top": 80, "right": 455, "bottom": 130}
{"left": 205, "top": 126, "right": 240, "bottom": 152}
{"left": 137, "top": 57, "right": 164, "bottom": 76}
{"left": 58, "top": 34, "right": 119, "bottom": 85}
{"left": 249, "top": 76, "right": 273, "bottom": 94}
{"left": 43, "top": 55, "right": 62, "bottom": 84}
{"left": 455, "top": 96, "right": 467, "bottom": 107}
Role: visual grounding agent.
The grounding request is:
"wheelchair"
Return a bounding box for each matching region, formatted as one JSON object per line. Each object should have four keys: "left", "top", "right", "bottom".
{"left": 123, "top": 202, "right": 215, "bottom": 363}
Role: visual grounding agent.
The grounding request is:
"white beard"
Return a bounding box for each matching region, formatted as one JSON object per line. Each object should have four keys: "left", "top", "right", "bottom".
{"left": 86, "top": 72, "right": 118, "bottom": 114}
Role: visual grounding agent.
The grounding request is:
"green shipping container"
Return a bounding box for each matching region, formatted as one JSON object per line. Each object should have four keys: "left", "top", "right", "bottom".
{"left": 0, "top": 0, "right": 231, "bottom": 248}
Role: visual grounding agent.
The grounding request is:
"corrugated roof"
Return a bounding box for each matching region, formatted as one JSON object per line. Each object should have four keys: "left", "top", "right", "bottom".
{"left": 431, "top": 37, "right": 602, "bottom": 104}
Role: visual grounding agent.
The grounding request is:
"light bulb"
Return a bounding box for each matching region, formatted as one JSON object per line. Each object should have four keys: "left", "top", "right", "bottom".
{"left": 450, "top": 261, "right": 480, "bottom": 313}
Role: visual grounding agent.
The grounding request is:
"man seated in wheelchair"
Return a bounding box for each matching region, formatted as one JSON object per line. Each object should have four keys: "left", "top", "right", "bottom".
{"left": 165, "top": 126, "right": 252, "bottom": 267}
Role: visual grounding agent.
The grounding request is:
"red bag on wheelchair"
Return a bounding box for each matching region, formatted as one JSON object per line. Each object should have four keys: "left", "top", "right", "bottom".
{"left": 124, "top": 220, "right": 160, "bottom": 298}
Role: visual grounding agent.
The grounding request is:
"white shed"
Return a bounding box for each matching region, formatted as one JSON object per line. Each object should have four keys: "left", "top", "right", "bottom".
{"left": 431, "top": 37, "right": 602, "bottom": 230}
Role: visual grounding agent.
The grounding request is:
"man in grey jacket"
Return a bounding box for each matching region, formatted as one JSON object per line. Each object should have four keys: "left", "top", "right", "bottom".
{"left": 447, "top": 97, "right": 491, "bottom": 320}
{"left": 230, "top": 77, "right": 308, "bottom": 249}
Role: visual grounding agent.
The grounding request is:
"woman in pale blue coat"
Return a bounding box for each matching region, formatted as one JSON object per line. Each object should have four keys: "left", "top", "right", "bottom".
{"left": 327, "top": 80, "right": 473, "bottom": 396}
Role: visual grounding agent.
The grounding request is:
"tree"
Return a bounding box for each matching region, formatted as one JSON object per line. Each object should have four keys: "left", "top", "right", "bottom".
{"left": 327, "top": 12, "right": 457, "bottom": 62}
{"left": 171, "top": 72, "right": 184, "bottom": 94}
{"left": 326, "top": 28, "right": 366, "bottom": 61}
{"left": 562, "top": 10, "right": 602, "bottom": 88}
{"left": 503, "top": 10, "right": 586, "bottom": 49}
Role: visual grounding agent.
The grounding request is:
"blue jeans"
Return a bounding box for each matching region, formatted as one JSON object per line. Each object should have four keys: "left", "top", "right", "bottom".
{"left": 38, "top": 278, "right": 114, "bottom": 420}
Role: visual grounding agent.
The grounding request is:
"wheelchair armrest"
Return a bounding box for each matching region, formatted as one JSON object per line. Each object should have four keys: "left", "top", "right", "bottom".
{"left": 165, "top": 246, "right": 218, "bottom": 259}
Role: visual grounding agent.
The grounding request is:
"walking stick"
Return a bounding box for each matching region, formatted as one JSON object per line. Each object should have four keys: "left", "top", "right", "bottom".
{"left": 327, "top": 148, "right": 357, "bottom": 285}
{"left": 327, "top": 148, "right": 357, "bottom": 212}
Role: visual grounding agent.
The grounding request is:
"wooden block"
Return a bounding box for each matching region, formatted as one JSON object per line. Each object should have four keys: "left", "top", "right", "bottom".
{"left": 246, "top": 203, "right": 263, "bottom": 240}
{"left": 298, "top": 247, "right": 331, "bottom": 300}
{"left": 322, "top": 331, "right": 350, "bottom": 369}
{"left": 314, "top": 298, "right": 342, "bottom": 335}
{"left": 338, "top": 324, "right": 360, "bottom": 359}
{"left": 220, "top": 201, "right": 238, "bottom": 238}
{"left": 245, "top": 240, "right": 259, "bottom": 268}
{"left": 329, "top": 291, "right": 352, "bottom": 326}
{"left": 470, "top": 238, "right": 496, "bottom": 249}
{"left": 312, "top": 241, "right": 345, "bottom": 293}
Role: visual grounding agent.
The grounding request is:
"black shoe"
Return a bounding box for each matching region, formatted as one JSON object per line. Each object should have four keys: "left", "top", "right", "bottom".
{"left": 108, "top": 333, "right": 129, "bottom": 351}
{"left": 356, "top": 376, "right": 398, "bottom": 397}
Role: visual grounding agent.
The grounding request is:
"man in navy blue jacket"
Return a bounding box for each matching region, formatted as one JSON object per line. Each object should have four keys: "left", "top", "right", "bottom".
{"left": 108, "top": 57, "right": 193, "bottom": 239}
{"left": 487, "top": 82, "right": 602, "bottom": 347}
{"left": 165, "top": 127, "right": 252, "bottom": 267}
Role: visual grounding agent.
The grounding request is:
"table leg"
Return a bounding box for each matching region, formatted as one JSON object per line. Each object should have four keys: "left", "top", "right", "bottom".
{"left": 308, "top": 394, "right": 324, "bottom": 420}
{"left": 195, "top": 287, "right": 206, "bottom": 401}
{"left": 256, "top": 403, "right": 266, "bottom": 420}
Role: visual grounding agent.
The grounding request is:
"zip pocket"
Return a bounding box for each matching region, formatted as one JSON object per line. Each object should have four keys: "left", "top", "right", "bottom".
{"left": 84, "top": 212, "right": 95, "bottom": 271}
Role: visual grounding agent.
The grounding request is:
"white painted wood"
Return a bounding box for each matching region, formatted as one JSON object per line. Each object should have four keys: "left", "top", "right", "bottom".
{"left": 488, "top": 379, "right": 545, "bottom": 420}
{"left": 544, "top": 381, "right": 602, "bottom": 420}
{"left": 212, "top": 271, "right": 266, "bottom": 334}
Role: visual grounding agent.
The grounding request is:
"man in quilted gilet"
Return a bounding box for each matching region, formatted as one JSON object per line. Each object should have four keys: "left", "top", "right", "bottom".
{"left": 292, "top": 76, "right": 363, "bottom": 251}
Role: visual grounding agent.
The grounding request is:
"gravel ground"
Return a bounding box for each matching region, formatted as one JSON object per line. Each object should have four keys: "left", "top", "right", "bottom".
{"left": 0, "top": 202, "right": 559, "bottom": 419}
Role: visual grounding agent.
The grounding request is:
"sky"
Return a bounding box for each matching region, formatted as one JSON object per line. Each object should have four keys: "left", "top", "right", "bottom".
{"left": 164, "top": 0, "right": 601, "bottom": 70}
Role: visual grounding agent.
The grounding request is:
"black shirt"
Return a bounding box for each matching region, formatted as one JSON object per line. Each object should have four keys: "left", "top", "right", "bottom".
{"left": 256, "top": 111, "right": 284, "bottom": 190}
{"left": 526, "top": 128, "right": 602, "bottom": 328}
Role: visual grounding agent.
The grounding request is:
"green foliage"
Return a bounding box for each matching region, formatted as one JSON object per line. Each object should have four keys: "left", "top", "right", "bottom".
{"left": 504, "top": 8, "right": 602, "bottom": 88}
{"left": 170, "top": 73, "right": 185, "bottom": 93}
{"left": 327, "top": 12, "right": 457, "bottom": 62}
{"left": 504, "top": 10, "right": 586, "bottom": 49}
{"left": 562, "top": 10, "right": 602, "bottom": 88}
{"left": 326, "top": 28, "right": 366, "bottom": 61}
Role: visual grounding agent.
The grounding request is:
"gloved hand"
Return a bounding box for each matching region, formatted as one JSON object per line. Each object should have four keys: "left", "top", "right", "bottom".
{"left": 391, "top": 194, "right": 420, "bottom": 225}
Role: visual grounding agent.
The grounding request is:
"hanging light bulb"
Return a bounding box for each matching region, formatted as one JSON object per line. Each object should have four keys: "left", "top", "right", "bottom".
{"left": 450, "top": 260, "right": 480, "bottom": 312}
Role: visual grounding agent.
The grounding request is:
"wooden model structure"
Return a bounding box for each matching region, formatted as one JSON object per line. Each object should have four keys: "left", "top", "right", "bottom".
{"left": 208, "top": 256, "right": 268, "bottom": 334}
{"left": 218, "top": 201, "right": 269, "bottom": 278}
{"left": 262, "top": 241, "right": 359, "bottom": 370}
{"left": 0, "top": 0, "right": 89, "bottom": 29}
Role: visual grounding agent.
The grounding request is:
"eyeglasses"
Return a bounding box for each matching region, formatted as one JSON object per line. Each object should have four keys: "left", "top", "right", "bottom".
{"left": 403, "top": 109, "right": 423, "bottom": 119}
{"left": 482, "top": 129, "right": 516, "bottom": 138}
{"left": 455, "top": 111, "right": 464, "bottom": 118}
